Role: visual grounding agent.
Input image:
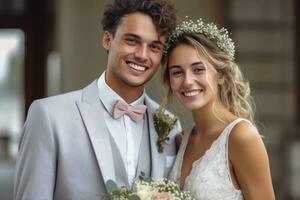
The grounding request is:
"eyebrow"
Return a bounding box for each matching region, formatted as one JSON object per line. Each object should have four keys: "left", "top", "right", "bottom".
{"left": 191, "top": 61, "right": 204, "bottom": 66}
{"left": 123, "top": 33, "right": 164, "bottom": 46}
{"left": 123, "top": 33, "right": 141, "bottom": 40}
{"left": 168, "top": 65, "right": 181, "bottom": 70}
{"left": 169, "top": 61, "right": 204, "bottom": 70}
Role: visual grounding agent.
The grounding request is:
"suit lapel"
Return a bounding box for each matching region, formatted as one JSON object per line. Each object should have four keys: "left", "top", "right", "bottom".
{"left": 145, "top": 96, "right": 165, "bottom": 180}
{"left": 76, "top": 80, "right": 116, "bottom": 184}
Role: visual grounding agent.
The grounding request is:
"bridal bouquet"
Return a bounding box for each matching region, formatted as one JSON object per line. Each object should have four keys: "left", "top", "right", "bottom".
{"left": 105, "top": 176, "right": 194, "bottom": 200}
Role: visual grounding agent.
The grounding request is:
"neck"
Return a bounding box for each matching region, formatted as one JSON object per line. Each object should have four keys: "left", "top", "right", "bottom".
{"left": 105, "top": 73, "right": 144, "bottom": 104}
{"left": 192, "top": 101, "right": 235, "bottom": 136}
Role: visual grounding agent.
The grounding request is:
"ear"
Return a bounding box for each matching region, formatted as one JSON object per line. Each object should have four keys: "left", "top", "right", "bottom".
{"left": 102, "top": 31, "right": 113, "bottom": 50}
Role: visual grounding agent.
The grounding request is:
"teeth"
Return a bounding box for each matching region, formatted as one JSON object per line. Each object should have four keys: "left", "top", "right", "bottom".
{"left": 128, "top": 63, "right": 146, "bottom": 71}
{"left": 183, "top": 90, "right": 200, "bottom": 97}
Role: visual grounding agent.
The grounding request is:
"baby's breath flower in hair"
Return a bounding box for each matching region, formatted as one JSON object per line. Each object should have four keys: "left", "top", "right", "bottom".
{"left": 165, "top": 16, "right": 235, "bottom": 60}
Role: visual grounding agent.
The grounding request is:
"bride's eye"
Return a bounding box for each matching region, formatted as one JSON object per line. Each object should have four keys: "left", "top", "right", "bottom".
{"left": 193, "top": 67, "right": 205, "bottom": 74}
{"left": 170, "top": 69, "right": 183, "bottom": 77}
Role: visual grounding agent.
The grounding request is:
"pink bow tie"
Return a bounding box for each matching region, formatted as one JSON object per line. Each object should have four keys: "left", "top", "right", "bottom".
{"left": 112, "top": 100, "right": 147, "bottom": 122}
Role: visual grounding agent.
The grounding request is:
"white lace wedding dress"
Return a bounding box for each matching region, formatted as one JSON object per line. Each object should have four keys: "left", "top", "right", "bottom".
{"left": 169, "top": 118, "right": 247, "bottom": 200}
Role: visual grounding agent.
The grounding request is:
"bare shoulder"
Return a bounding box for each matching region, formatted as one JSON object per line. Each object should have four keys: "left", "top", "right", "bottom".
{"left": 229, "top": 120, "right": 262, "bottom": 149}
{"left": 228, "top": 119, "right": 268, "bottom": 169}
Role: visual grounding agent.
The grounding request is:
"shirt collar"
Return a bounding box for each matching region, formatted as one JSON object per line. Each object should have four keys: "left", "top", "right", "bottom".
{"left": 97, "top": 71, "right": 145, "bottom": 115}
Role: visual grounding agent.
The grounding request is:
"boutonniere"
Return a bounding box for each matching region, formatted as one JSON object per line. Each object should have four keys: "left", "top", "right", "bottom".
{"left": 153, "top": 109, "right": 177, "bottom": 153}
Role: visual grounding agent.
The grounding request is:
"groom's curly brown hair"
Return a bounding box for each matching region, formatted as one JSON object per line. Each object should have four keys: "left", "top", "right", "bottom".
{"left": 101, "top": 0, "right": 177, "bottom": 38}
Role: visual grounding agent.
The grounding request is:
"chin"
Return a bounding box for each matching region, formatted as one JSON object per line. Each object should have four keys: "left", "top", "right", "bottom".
{"left": 181, "top": 101, "right": 206, "bottom": 111}
{"left": 123, "top": 77, "right": 148, "bottom": 87}
{"left": 180, "top": 102, "right": 198, "bottom": 111}
{"left": 186, "top": 106, "right": 201, "bottom": 111}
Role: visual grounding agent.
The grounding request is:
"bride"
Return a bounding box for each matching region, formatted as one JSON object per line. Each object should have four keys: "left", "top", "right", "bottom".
{"left": 163, "top": 18, "right": 275, "bottom": 200}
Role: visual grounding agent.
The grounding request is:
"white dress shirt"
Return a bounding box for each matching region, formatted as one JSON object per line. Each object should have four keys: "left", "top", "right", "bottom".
{"left": 97, "top": 72, "right": 145, "bottom": 185}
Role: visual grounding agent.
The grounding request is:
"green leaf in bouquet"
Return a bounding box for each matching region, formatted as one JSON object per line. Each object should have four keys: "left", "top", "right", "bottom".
{"left": 128, "top": 194, "right": 141, "bottom": 200}
{"left": 138, "top": 171, "right": 152, "bottom": 182}
{"left": 143, "top": 177, "right": 153, "bottom": 183}
{"left": 105, "top": 180, "right": 119, "bottom": 194}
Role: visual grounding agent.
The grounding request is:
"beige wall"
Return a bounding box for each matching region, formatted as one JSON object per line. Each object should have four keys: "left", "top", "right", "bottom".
{"left": 56, "top": 0, "right": 108, "bottom": 91}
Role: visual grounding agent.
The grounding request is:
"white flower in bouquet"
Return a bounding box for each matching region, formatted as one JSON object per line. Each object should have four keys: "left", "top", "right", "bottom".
{"left": 135, "top": 182, "right": 155, "bottom": 200}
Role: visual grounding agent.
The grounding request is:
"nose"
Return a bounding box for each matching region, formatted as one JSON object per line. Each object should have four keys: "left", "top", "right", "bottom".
{"left": 135, "top": 44, "right": 148, "bottom": 62}
{"left": 182, "top": 71, "right": 194, "bottom": 87}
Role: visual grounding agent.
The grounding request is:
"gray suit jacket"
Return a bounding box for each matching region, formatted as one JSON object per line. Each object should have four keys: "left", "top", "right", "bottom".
{"left": 14, "top": 80, "right": 181, "bottom": 200}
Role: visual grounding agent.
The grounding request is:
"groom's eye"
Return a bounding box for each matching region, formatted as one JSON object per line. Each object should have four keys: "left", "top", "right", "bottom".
{"left": 149, "top": 44, "right": 163, "bottom": 53}
{"left": 125, "top": 37, "right": 138, "bottom": 45}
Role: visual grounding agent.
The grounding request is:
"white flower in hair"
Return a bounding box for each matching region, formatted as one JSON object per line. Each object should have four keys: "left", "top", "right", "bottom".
{"left": 165, "top": 16, "right": 235, "bottom": 60}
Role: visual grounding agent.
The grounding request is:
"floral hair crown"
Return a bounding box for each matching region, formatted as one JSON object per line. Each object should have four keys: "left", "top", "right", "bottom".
{"left": 165, "top": 16, "right": 235, "bottom": 60}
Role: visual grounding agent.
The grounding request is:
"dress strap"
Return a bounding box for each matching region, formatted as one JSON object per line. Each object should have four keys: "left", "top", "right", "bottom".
{"left": 223, "top": 118, "right": 252, "bottom": 186}
{"left": 223, "top": 118, "right": 254, "bottom": 139}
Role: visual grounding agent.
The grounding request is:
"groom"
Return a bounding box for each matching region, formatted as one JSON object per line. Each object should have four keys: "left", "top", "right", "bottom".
{"left": 14, "top": 0, "right": 180, "bottom": 200}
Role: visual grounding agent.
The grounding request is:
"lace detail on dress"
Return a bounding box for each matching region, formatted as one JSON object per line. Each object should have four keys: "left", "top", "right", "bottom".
{"left": 169, "top": 118, "right": 248, "bottom": 200}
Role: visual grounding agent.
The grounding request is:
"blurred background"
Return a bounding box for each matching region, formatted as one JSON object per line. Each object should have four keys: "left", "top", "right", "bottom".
{"left": 0, "top": 0, "right": 298, "bottom": 199}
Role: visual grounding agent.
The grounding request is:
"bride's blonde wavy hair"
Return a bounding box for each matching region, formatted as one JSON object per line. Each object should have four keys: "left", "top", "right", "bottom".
{"left": 162, "top": 33, "right": 256, "bottom": 124}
